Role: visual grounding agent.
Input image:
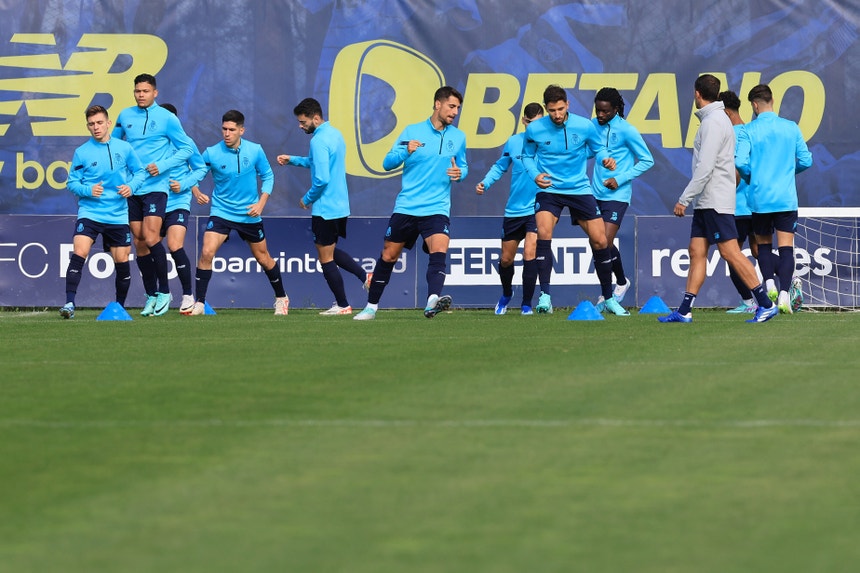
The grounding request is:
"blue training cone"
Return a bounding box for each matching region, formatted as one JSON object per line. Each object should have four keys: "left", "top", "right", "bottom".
{"left": 639, "top": 295, "right": 671, "bottom": 314}
{"left": 204, "top": 301, "right": 217, "bottom": 315}
{"left": 97, "top": 301, "right": 133, "bottom": 321}
{"left": 567, "top": 300, "right": 605, "bottom": 321}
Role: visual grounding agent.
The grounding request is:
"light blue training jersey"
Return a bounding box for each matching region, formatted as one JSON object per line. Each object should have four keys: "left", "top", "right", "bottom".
{"left": 522, "top": 112, "right": 605, "bottom": 195}
{"left": 382, "top": 118, "right": 468, "bottom": 217}
{"left": 479, "top": 132, "right": 538, "bottom": 218}
{"left": 287, "top": 121, "right": 350, "bottom": 219}
{"left": 166, "top": 145, "right": 207, "bottom": 212}
{"left": 735, "top": 111, "right": 813, "bottom": 213}
{"left": 67, "top": 136, "right": 146, "bottom": 225}
{"left": 202, "top": 139, "right": 275, "bottom": 224}
{"left": 112, "top": 102, "right": 196, "bottom": 196}
{"left": 732, "top": 124, "right": 751, "bottom": 217}
{"left": 590, "top": 114, "right": 654, "bottom": 204}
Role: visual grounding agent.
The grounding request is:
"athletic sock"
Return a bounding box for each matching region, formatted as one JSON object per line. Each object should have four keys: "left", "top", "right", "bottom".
{"left": 752, "top": 284, "right": 774, "bottom": 308}
{"left": 678, "top": 291, "right": 696, "bottom": 315}
{"left": 521, "top": 258, "right": 538, "bottom": 307}
{"left": 64, "top": 253, "right": 86, "bottom": 304}
{"left": 756, "top": 243, "right": 775, "bottom": 290}
{"left": 536, "top": 239, "right": 553, "bottom": 295}
{"left": 171, "top": 247, "right": 193, "bottom": 295}
{"left": 149, "top": 241, "right": 169, "bottom": 295}
{"left": 137, "top": 252, "right": 157, "bottom": 296}
{"left": 322, "top": 260, "right": 349, "bottom": 307}
{"left": 115, "top": 261, "right": 131, "bottom": 306}
{"left": 426, "top": 252, "right": 446, "bottom": 296}
{"left": 195, "top": 268, "right": 213, "bottom": 303}
{"left": 333, "top": 248, "right": 366, "bottom": 281}
{"left": 593, "top": 246, "right": 614, "bottom": 299}
{"left": 498, "top": 263, "right": 515, "bottom": 298}
{"left": 264, "top": 264, "right": 287, "bottom": 298}
{"left": 611, "top": 244, "right": 627, "bottom": 286}
{"left": 367, "top": 257, "right": 394, "bottom": 304}
{"left": 777, "top": 245, "right": 795, "bottom": 293}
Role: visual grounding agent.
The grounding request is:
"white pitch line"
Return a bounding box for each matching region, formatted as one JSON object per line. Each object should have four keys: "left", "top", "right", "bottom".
{"left": 1, "top": 418, "right": 859, "bottom": 429}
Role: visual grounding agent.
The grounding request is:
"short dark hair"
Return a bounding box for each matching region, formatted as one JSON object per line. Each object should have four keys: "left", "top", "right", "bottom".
{"left": 594, "top": 87, "right": 625, "bottom": 118}
{"left": 717, "top": 90, "right": 741, "bottom": 112}
{"left": 134, "top": 73, "right": 157, "bottom": 88}
{"left": 85, "top": 105, "right": 108, "bottom": 119}
{"left": 747, "top": 84, "right": 773, "bottom": 104}
{"left": 694, "top": 74, "right": 721, "bottom": 102}
{"left": 160, "top": 102, "right": 178, "bottom": 115}
{"left": 543, "top": 85, "right": 567, "bottom": 106}
{"left": 222, "top": 109, "right": 245, "bottom": 126}
{"left": 434, "top": 86, "right": 463, "bottom": 105}
{"left": 523, "top": 102, "right": 544, "bottom": 120}
{"left": 293, "top": 97, "right": 323, "bottom": 118}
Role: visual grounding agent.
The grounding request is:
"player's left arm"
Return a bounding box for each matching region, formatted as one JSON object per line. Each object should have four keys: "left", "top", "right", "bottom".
{"left": 613, "top": 128, "right": 654, "bottom": 187}
{"left": 155, "top": 115, "right": 194, "bottom": 174}
{"left": 303, "top": 138, "right": 330, "bottom": 205}
{"left": 795, "top": 126, "right": 813, "bottom": 173}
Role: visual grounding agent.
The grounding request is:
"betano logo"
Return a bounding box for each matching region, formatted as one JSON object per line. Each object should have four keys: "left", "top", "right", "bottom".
{"left": 0, "top": 33, "right": 168, "bottom": 137}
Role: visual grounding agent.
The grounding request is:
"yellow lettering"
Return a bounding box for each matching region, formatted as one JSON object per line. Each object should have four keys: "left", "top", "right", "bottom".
{"left": 769, "top": 71, "right": 825, "bottom": 141}
{"left": 627, "top": 73, "right": 681, "bottom": 148}
{"left": 47, "top": 160, "right": 71, "bottom": 189}
{"left": 457, "top": 74, "right": 521, "bottom": 150}
{"left": 16, "top": 152, "right": 44, "bottom": 189}
{"left": 578, "top": 73, "right": 639, "bottom": 117}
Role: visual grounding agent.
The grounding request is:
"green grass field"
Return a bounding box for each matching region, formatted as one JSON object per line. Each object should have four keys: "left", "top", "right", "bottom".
{"left": 1, "top": 306, "right": 858, "bottom": 572}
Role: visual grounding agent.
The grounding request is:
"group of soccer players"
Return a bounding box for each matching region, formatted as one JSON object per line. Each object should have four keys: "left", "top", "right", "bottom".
{"left": 59, "top": 73, "right": 809, "bottom": 322}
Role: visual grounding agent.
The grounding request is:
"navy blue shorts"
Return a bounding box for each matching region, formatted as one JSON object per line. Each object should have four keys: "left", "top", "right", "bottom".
{"left": 74, "top": 218, "right": 132, "bottom": 248}
{"left": 501, "top": 215, "right": 537, "bottom": 242}
{"left": 751, "top": 211, "right": 798, "bottom": 236}
{"left": 735, "top": 215, "right": 754, "bottom": 245}
{"left": 596, "top": 199, "right": 628, "bottom": 226}
{"left": 128, "top": 192, "right": 167, "bottom": 222}
{"left": 385, "top": 213, "right": 450, "bottom": 251}
{"left": 312, "top": 216, "right": 348, "bottom": 246}
{"left": 535, "top": 192, "right": 601, "bottom": 224}
{"left": 690, "top": 209, "right": 738, "bottom": 245}
{"left": 161, "top": 209, "right": 190, "bottom": 237}
{"left": 205, "top": 215, "right": 266, "bottom": 243}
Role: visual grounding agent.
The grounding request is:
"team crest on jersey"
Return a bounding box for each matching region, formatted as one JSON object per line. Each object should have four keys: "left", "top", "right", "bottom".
{"left": 445, "top": 140, "right": 454, "bottom": 153}
{"left": 113, "top": 152, "right": 125, "bottom": 166}
{"left": 570, "top": 133, "right": 582, "bottom": 146}
{"left": 242, "top": 157, "right": 252, "bottom": 169}
{"left": 610, "top": 133, "right": 620, "bottom": 146}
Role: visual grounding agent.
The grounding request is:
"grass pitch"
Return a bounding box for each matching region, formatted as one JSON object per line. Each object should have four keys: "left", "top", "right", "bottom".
{"left": 1, "top": 306, "right": 858, "bottom": 572}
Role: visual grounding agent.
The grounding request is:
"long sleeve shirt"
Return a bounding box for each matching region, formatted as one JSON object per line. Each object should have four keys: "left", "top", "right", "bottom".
{"left": 479, "top": 132, "right": 538, "bottom": 218}
{"left": 735, "top": 111, "right": 813, "bottom": 213}
{"left": 678, "top": 100, "right": 736, "bottom": 213}
{"left": 732, "top": 124, "right": 752, "bottom": 217}
{"left": 591, "top": 115, "right": 654, "bottom": 203}
{"left": 521, "top": 113, "right": 604, "bottom": 196}
{"left": 112, "top": 102, "right": 196, "bottom": 196}
{"left": 202, "top": 139, "right": 274, "bottom": 224}
{"left": 382, "top": 118, "right": 468, "bottom": 217}
{"left": 166, "top": 145, "right": 208, "bottom": 212}
{"left": 67, "top": 137, "right": 145, "bottom": 225}
{"left": 286, "top": 121, "right": 350, "bottom": 219}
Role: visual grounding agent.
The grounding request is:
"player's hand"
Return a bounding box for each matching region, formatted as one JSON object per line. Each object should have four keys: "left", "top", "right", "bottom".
{"left": 146, "top": 163, "right": 160, "bottom": 176}
{"left": 91, "top": 181, "right": 104, "bottom": 198}
{"left": 406, "top": 140, "right": 424, "bottom": 154}
{"left": 247, "top": 201, "right": 264, "bottom": 218}
{"left": 192, "top": 186, "right": 210, "bottom": 205}
{"left": 535, "top": 173, "right": 552, "bottom": 189}
{"left": 299, "top": 198, "right": 309, "bottom": 210}
{"left": 169, "top": 179, "right": 182, "bottom": 193}
{"left": 602, "top": 157, "right": 616, "bottom": 171}
{"left": 673, "top": 202, "right": 687, "bottom": 217}
{"left": 276, "top": 154, "right": 290, "bottom": 165}
{"left": 447, "top": 157, "right": 462, "bottom": 182}
{"left": 603, "top": 177, "right": 619, "bottom": 190}
{"left": 116, "top": 184, "right": 132, "bottom": 198}
{"left": 475, "top": 182, "right": 485, "bottom": 195}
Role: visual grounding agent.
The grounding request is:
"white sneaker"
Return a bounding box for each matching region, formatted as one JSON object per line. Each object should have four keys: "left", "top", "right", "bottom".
{"left": 180, "top": 294, "right": 196, "bottom": 315}
{"left": 274, "top": 296, "right": 290, "bottom": 315}
{"left": 319, "top": 303, "right": 352, "bottom": 316}
{"left": 613, "top": 280, "right": 630, "bottom": 302}
{"left": 777, "top": 290, "right": 792, "bottom": 314}
{"left": 188, "top": 301, "right": 206, "bottom": 316}
{"left": 353, "top": 307, "right": 376, "bottom": 320}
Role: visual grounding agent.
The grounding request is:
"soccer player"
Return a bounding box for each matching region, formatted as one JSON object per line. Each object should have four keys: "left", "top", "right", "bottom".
{"left": 60, "top": 105, "right": 145, "bottom": 319}
{"left": 735, "top": 83, "right": 813, "bottom": 314}
{"left": 354, "top": 86, "right": 468, "bottom": 320}
{"left": 276, "top": 97, "right": 370, "bottom": 316}
{"left": 659, "top": 75, "right": 777, "bottom": 324}
{"left": 475, "top": 102, "right": 544, "bottom": 315}
{"left": 590, "top": 87, "right": 654, "bottom": 312}
{"left": 520, "top": 84, "right": 626, "bottom": 316}
{"left": 159, "top": 103, "right": 209, "bottom": 315}
{"left": 112, "top": 73, "right": 197, "bottom": 316}
{"left": 718, "top": 90, "right": 759, "bottom": 314}
{"left": 188, "top": 110, "right": 289, "bottom": 316}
